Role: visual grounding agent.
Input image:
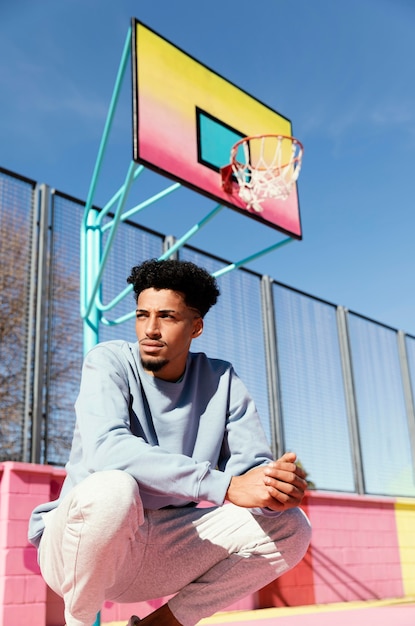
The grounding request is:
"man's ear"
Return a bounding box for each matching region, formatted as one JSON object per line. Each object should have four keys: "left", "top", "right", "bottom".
{"left": 192, "top": 317, "right": 204, "bottom": 338}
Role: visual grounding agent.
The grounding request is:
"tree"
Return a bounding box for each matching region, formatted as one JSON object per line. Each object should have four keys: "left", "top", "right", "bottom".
{"left": 0, "top": 211, "right": 31, "bottom": 460}
{"left": 0, "top": 209, "right": 82, "bottom": 463}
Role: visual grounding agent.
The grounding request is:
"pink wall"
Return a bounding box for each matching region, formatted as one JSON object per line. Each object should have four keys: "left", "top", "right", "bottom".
{"left": 0, "top": 462, "right": 65, "bottom": 626}
{"left": 0, "top": 463, "right": 412, "bottom": 626}
{"left": 307, "top": 492, "right": 403, "bottom": 603}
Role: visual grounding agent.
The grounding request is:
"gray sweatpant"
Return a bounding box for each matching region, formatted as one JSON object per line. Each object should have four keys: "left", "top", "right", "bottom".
{"left": 39, "top": 470, "right": 311, "bottom": 626}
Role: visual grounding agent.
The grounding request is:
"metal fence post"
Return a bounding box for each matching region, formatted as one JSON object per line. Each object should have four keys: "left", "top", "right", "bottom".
{"left": 22, "top": 184, "right": 51, "bottom": 464}
{"left": 260, "top": 275, "right": 284, "bottom": 459}
{"left": 336, "top": 306, "right": 365, "bottom": 494}
{"left": 397, "top": 330, "right": 415, "bottom": 477}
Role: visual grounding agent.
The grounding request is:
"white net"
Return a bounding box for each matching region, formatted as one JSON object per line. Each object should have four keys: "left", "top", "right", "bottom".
{"left": 231, "top": 135, "right": 303, "bottom": 212}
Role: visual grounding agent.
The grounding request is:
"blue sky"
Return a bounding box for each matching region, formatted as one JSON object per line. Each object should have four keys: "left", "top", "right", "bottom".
{"left": 1, "top": 0, "right": 414, "bottom": 334}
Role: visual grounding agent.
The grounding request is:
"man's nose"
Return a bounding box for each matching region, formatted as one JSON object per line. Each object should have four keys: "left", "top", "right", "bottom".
{"left": 145, "top": 316, "right": 161, "bottom": 337}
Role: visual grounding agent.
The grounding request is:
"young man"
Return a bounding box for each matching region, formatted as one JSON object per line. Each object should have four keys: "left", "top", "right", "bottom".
{"left": 29, "top": 258, "right": 311, "bottom": 626}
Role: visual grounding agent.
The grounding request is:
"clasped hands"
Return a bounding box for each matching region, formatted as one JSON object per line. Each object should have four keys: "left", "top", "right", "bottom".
{"left": 226, "top": 452, "right": 307, "bottom": 511}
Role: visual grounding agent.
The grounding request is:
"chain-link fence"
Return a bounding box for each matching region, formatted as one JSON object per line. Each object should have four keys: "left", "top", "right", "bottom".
{"left": 1, "top": 166, "right": 414, "bottom": 497}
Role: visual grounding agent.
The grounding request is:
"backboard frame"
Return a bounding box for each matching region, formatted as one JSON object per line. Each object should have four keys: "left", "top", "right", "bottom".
{"left": 131, "top": 18, "right": 303, "bottom": 240}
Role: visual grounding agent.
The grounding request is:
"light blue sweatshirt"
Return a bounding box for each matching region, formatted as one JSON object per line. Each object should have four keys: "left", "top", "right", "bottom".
{"left": 28, "top": 340, "right": 275, "bottom": 548}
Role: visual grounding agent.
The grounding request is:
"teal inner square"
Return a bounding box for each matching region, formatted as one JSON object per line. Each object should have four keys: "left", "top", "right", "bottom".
{"left": 197, "top": 109, "right": 245, "bottom": 171}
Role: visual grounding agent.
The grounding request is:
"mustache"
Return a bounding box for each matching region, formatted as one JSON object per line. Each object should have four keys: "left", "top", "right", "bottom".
{"left": 139, "top": 338, "right": 167, "bottom": 346}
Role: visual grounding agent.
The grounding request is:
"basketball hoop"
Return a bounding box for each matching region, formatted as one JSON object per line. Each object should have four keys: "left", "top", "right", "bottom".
{"left": 220, "top": 134, "right": 303, "bottom": 213}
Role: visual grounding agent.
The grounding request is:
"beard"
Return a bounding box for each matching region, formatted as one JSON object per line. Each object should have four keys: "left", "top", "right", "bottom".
{"left": 140, "top": 357, "right": 169, "bottom": 373}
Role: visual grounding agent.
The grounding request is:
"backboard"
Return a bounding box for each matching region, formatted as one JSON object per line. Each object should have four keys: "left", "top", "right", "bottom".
{"left": 131, "top": 19, "right": 302, "bottom": 239}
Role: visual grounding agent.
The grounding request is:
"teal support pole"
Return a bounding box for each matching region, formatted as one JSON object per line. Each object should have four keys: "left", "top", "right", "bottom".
{"left": 98, "top": 164, "right": 145, "bottom": 224}
{"left": 81, "top": 207, "right": 101, "bottom": 626}
{"left": 80, "top": 25, "right": 132, "bottom": 626}
{"left": 83, "top": 26, "right": 131, "bottom": 219}
{"left": 101, "top": 181, "right": 181, "bottom": 231}
{"left": 83, "top": 160, "right": 138, "bottom": 321}
{"left": 158, "top": 203, "right": 225, "bottom": 261}
{"left": 212, "top": 236, "right": 294, "bottom": 278}
{"left": 81, "top": 23, "right": 132, "bottom": 344}
{"left": 82, "top": 206, "right": 101, "bottom": 354}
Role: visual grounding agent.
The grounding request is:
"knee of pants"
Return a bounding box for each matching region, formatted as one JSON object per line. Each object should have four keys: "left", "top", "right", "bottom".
{"left": 71, "top": 470, "right": 144, "bottom": 529}
{"left": 279, "top": 507, "right": 311, "bottom": 569}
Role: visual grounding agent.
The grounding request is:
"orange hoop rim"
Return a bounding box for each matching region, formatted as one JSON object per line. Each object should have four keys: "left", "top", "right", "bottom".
{"left": 230, "top": 133, "right": 304, "bottom": 169}
{"left": 220, "top": 133, "right": 304, "bottom": 200}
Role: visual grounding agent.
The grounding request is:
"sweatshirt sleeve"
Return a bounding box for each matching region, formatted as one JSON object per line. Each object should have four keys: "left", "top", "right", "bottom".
{"left": 70, "top": 344, "right": 231, "bottom": 508}
{"left": 216, "top": 366, "right": 285, "bottom": 518}
{"left": 218, "top": 366, "right": 274, "bottom": 475}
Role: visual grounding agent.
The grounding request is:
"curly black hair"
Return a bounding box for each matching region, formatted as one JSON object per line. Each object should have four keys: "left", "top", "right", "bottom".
{"left": 126, "top": 258, "right": 220, "bottom": 318}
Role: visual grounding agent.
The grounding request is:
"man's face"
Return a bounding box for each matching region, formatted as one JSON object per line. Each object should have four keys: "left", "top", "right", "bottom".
{"left": 135, "top": 288, "right": 203, "bottom": 381}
